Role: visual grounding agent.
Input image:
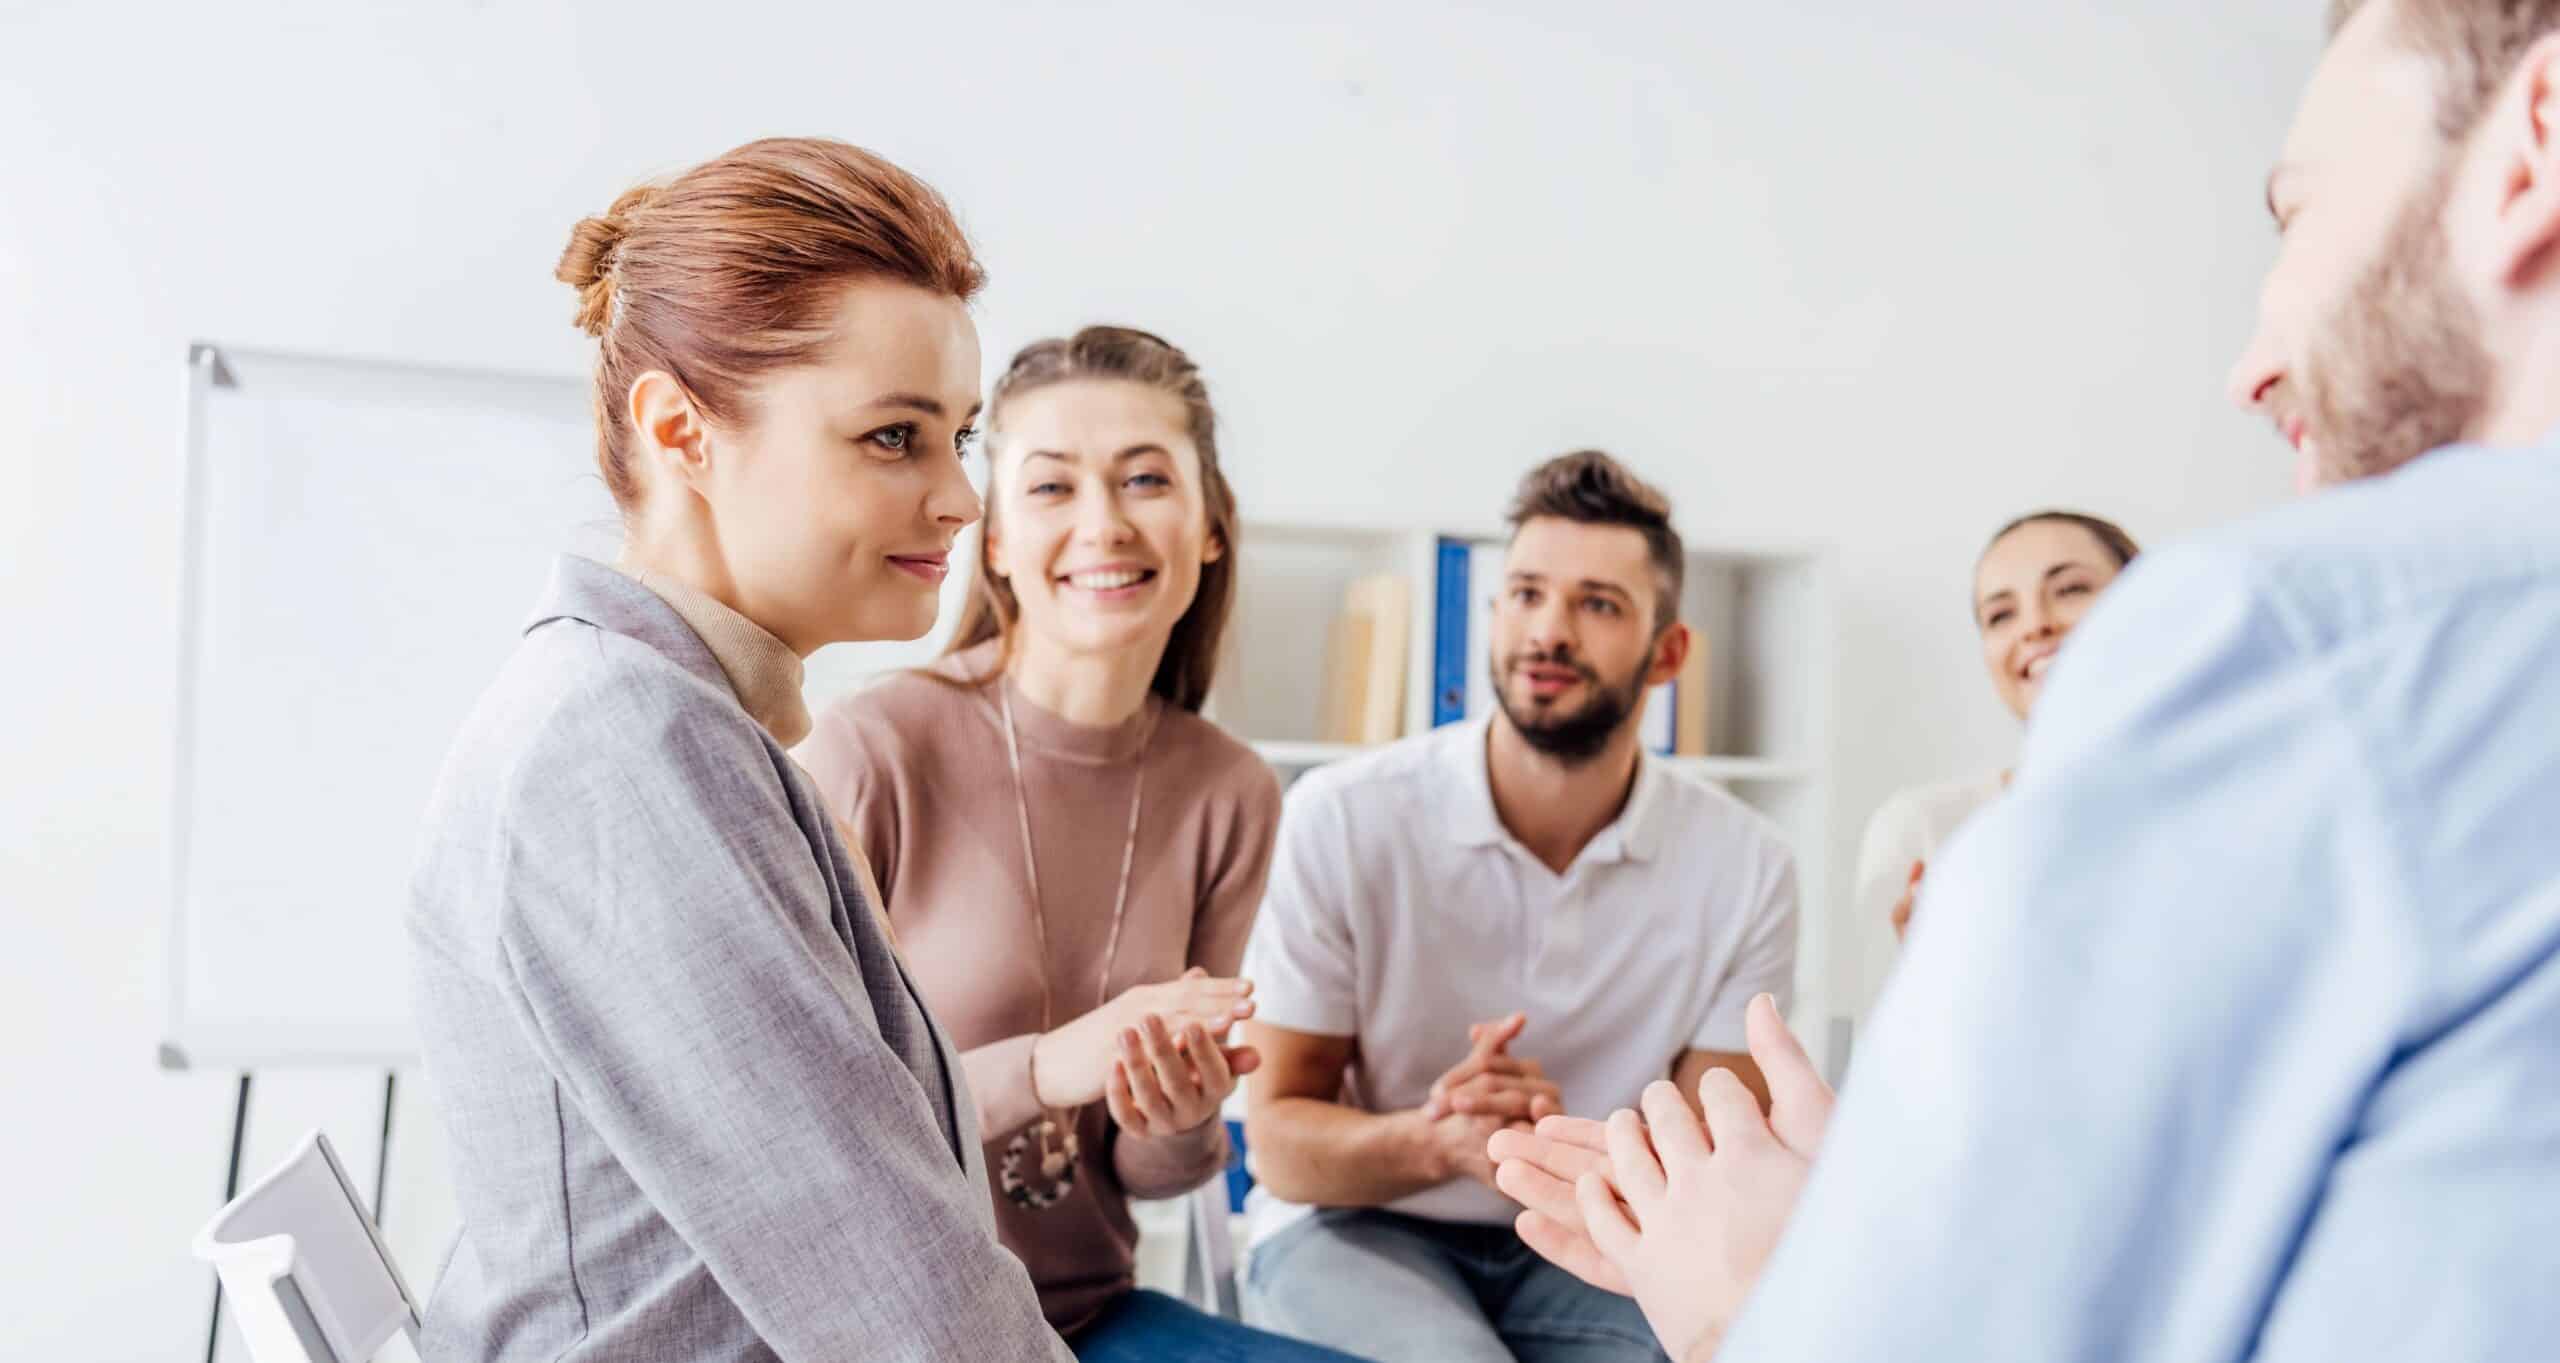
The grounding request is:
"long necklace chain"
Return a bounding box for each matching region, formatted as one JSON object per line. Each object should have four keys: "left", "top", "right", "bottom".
{"left": 995, "top": 683, "right": 1154, "bottom": 1210}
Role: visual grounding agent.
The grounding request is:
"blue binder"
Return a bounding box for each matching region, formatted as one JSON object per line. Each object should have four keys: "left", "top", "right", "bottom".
{"left": 1433, "top": 536, "right": 1471, "bottom": 726}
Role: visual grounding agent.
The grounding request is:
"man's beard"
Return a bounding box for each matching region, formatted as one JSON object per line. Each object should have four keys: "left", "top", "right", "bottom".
{"left": 2302, "top": 161, "right": 2495, "bottom": 484}
{"left": 1492, "top": 648, "right": 1649, "bottom": 766}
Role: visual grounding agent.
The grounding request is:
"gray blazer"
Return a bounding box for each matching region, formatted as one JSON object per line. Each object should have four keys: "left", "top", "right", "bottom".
{"left": 408, "top": 556, "right": 1071, "bottom": 1363}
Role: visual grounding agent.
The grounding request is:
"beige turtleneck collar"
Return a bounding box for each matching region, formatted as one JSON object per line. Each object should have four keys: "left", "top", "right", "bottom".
{"left": 622, "top": 564, "right": 812, "bottom": 748}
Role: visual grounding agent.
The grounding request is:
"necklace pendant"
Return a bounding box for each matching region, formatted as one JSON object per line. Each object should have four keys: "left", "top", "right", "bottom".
{"left": 1042, "top": 1121, "right": 1080, "bottom": 1177}
{"left": 1001, "top": 1118, "right": 1082, "bottom": 1211}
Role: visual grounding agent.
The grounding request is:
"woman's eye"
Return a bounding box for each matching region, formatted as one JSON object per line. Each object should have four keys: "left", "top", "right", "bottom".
{"left": 2058, "top": 581, "right": 2090, "bottom": 597}
{"left": 1027, "top": 480, "right": 1068, "bottom": 496}
{"left": 954, "top": 426, "right": 981, "bottom": 459}
{"left": 1126, "top": 471, "right": 1172, "bottom": 491}
{"left": 1984, "top": 609, "right": 2013, "bottom": 629}
{"left": 866, "top": 423, "right": 915, "bottom": 454}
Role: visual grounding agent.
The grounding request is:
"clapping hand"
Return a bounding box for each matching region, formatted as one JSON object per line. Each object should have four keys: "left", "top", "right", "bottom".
{"left": 1035, "top": 967, "right": 1254, "bottom": 1109}
{"left": 1104, "top": 1012, "right": 1260, "bottom": 1138}
{"left": 1891, "top": 860, "right": 1924, "bottom": 941}
{"left": 1417, "top": 1013, "right": 1563, "bottom": 1188}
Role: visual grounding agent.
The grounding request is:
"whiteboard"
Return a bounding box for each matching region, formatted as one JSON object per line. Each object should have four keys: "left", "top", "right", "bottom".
{"left": 163, "top": 345, "right": 967, "bottom": 1071}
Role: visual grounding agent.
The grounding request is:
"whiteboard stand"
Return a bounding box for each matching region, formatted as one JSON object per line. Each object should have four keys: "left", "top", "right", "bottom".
{"left": 166, "top": 1048, "right": 407, "bottom": 1363}
{"left": 211, "top": 1072, "right": 248, "bottom": 1363}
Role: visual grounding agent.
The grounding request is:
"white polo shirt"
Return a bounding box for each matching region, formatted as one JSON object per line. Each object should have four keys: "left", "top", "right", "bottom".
{"left": 1242, "top": 717, "right": 1800, "bottom": 1245}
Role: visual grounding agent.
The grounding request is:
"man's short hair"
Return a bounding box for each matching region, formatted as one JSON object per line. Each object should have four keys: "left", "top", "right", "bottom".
{"left": 1503, "top": 450, "right": 1685, "bottom": 632}
{"left": 2330, "top": 0, "right": 2560, "bottom": 138}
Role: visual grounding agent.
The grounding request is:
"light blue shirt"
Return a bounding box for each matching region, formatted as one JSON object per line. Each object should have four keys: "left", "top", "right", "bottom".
{"left": 1728, "top": 446, "right": 2560, "bottom": 1361}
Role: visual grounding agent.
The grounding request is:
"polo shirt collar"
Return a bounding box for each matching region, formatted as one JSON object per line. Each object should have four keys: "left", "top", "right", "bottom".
{"left": 1445, "top": 716, "right": 1669, "bottom": 866}
{"left": 1596, "top": 753, "right": 1668, "bottom": 865}
{"left": 1446, "top": 716, "right": 1509, "bottom": 849}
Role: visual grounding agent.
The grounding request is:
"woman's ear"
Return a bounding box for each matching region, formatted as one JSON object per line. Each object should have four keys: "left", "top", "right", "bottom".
{"left": 626, "top": 370, "right": 710, "bottom": 491}
{"left": 981, "top": 508, "right": 1008, "bottom": 581}
{"left": 1202, "top": 524, "right": 1228, "bottom": 566}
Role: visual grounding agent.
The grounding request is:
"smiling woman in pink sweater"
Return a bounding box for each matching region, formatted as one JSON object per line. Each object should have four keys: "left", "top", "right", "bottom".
{"left": 798, "top": 326, "right": 1359, "bottom": 1363}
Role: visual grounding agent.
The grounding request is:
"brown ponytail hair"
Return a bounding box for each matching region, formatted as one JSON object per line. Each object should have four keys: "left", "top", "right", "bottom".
{"left": 555, "top": 137, "right": 985, "bottom": 507}
{"left": 943, "top": 326, "right": 1239, "bottom": 713}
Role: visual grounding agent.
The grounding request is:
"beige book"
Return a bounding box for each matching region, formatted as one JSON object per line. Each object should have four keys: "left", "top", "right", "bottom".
{"left": 1350, "top": 574, "right": 1410, "bottom": 744}
{"left": 1675, "top": 622, "right": 1712, "bottom": 756}
{"left": 1320, "top": 605, "right": 1374, "bottom": 743}
{"left": 1319, "top": 574, "right": 1412, "bottom": 745}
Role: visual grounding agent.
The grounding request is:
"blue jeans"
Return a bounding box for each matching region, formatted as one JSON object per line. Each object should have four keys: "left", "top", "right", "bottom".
{"left": 1070, "top": 1288, "right": 1370, "bottom": 1362}
{"left": 1244, "top": 1209, "right": 1668, "bottom": 1363}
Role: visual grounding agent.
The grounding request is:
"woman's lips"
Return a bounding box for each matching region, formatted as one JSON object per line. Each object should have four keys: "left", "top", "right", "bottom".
{"left": 1058, "top": 566, "right": 1159, "bottom": 603}
{"left": 888, "top": 553, "right": 948, "bottom": 584}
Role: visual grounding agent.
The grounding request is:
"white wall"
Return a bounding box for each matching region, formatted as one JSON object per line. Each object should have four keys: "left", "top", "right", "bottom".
{"left": 0, "top": 1, "right": 2316, "bottom": 1357}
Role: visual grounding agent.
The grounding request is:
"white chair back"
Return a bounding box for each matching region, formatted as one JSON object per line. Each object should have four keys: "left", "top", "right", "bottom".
{"left": 192, "top": 1130, "right": 421, "bottom": 1363}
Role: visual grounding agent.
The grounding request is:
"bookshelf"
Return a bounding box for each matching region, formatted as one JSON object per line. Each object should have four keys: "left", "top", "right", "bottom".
{"left": 1248, "top": 740, "right": 1379, "bottom": 769}
{"left": 1210, "top": 522, "right": 1437, "bottom": 748}
{"left": 1668, "top": 755, "right": 1811, "bottom": 782}
{"left": 1210, "top": 520, "right": 1839, "bottom": 1039}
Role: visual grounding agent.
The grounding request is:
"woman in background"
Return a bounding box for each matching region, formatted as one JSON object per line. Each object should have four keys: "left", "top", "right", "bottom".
{"left": 1857, "top": 510, "right": 2141, "bottom": 948}
{"left": 408, "top": 139, "right": 1072, "bottom": 1362}
{"left": 799, "top": 326, "right": 1360, "bottom": 1362}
